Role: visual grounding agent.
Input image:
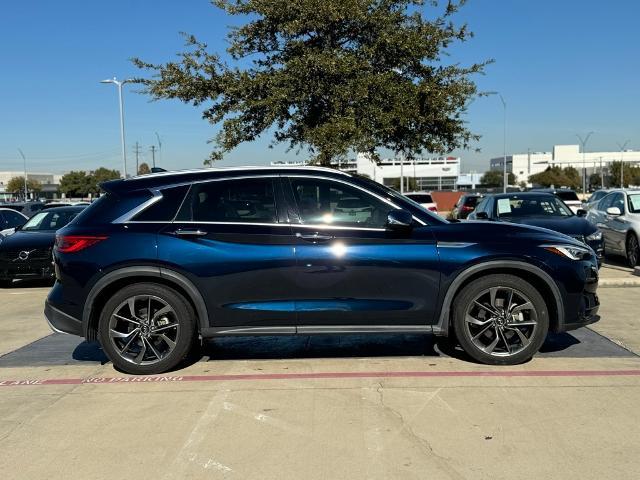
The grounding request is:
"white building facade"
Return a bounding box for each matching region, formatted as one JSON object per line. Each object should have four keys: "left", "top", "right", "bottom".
{"left": 0, "top": 171, "right": 62, "bottom": 200}
{"left": 490, "top": 145, "right": 640, "bottom": 185}
{"left": 272, "top": 154, "right": 461, "bottom": 191}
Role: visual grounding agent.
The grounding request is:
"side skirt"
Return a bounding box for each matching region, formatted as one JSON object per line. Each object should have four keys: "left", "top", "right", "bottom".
{"left": 201, "top": 325, "right": 433, "bottom": 337}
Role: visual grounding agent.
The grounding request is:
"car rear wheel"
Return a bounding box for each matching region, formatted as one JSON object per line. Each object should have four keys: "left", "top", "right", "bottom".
{"left": 453, "top": 274, "right": 549, "bottom": 365}
{"left": 98, "top": 283, "right": 197, "bottom": 375}
{"left": 626, "top": 234, "right": 639, "bottom": 268}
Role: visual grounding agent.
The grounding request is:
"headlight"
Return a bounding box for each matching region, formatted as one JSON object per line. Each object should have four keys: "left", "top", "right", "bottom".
{"left": 541, "top": 244, "right": 591, "bottom": 260}
{"left": 586, "top": 230, "right": 602, "bottom": 241}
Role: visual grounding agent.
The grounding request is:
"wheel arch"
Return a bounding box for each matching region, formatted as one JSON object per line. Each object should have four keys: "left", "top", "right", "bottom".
{"left": 82, "top": 266, "right": 209, "bottom": 341}
{"left": 433, "top": 261, "right": 564, "bottom": 337}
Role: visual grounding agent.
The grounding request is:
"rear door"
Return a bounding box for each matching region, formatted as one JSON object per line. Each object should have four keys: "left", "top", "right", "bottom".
{"left": 283, "top": 175, "right": 440, "bottom": 330}
{"left": 157, "top": 176, "right": 298, "bottom": 330}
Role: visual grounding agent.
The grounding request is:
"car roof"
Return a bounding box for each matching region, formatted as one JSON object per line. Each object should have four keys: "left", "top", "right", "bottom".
{"left": 490, "top": 191, "right": 557, "bottom": 199}
{"left": 530, "top": 188, "right": 576, "bottom": 193}
{"left": 34, "top": 205, "right": 86, "bottom": 213}
{"left": 101, "top": 166, "right": 351, "bottom": 195}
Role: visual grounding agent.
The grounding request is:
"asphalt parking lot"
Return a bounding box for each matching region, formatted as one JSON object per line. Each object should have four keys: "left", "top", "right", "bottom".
{"left": 1, "top": 280, "right": 640, "bottom": 479}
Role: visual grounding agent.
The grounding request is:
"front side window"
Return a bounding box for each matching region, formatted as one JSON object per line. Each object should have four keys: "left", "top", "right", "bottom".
{"left": 176, "top": 178, "right": 277, "bottom": 223}
{"left": 2, "top": 210, "right": 26, "bottom": 228}
{"left": 290, "top": 178, "right": 392, "bottom": 228}
{"left": 627, "top": 194, "right": 640, "bottom": 214}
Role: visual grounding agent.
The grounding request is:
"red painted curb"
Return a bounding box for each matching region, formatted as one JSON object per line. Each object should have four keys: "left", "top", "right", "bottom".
{"left": 1, "top": 369, "right": 640, "bottom": 388}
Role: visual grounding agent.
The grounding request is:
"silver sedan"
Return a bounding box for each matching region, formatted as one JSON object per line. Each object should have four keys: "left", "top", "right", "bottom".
{"left": 586, "top": 189, "right": 640, "bottom": 267}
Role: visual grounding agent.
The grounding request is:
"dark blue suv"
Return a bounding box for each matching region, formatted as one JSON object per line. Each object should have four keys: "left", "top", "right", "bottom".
{"left": 45, "top": 167, "right": 600, "bottom": 374}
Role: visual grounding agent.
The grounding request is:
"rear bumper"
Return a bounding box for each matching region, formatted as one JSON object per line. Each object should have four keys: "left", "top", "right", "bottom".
{"left": 44, "top": 299, "right": 83, "bottom": 336}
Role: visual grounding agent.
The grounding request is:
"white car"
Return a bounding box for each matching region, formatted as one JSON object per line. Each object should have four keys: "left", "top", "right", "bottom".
{"left": 404, "top": 192, "right": 438, "bottom": 213}
{"left": 333, "top": 197, "right": 375, "bottom": 224}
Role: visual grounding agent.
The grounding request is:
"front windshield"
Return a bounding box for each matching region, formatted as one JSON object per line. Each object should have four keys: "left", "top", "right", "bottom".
{"left": 496, "top": 195, "right": 573, "bottom": 218}
{"left": 628, "top": 194, "right": 640, "bottom": 214}
{"left": 21, "top": 210, "right": 79, "bottom": 231}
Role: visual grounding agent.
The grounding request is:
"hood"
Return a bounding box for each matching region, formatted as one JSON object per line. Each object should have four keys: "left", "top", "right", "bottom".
{"left": 0, "top": 230, "right": 56, "bottom": 251}
{"left": 439, "top": 220, "right": 586, "bottom": 248}
{"left": 501, "top": 216, "right": 596, "bottom": 236}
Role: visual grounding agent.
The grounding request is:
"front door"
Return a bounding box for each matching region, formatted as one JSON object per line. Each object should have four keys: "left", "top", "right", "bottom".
{"left": 284, "top": 176, "right": 440, "bottom": 329}
{"left": 157, "top": 176, "right": 298, "bottom": 330}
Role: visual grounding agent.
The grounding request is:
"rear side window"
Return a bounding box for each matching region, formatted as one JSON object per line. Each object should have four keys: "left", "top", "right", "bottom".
{"left": 406, "top": 194, "right": 433, "bottom": 203}
{"left": 133, "top": 185, "right": 189, "bottom": 221}
{"left": 72, "top": 191, "right": 153, "bottom": 226}
{"left": 556, "top": 191, "right": 579, "bottom": 201}
{"left": 464, "top": 196, "right": 481, "bottom": 207}
{"left": 176, "top": 178, "right": 277, "bottom": 223}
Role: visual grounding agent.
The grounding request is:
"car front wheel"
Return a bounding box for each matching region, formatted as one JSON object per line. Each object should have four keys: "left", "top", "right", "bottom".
{"left": 453, "top": 274, "right": 549, "bottom": 365}
{"left": 98, "top": 283, "right": 197, "bottom": 375}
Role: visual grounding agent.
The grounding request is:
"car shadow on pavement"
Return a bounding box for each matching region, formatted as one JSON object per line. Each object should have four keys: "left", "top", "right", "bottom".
{"left": 0, "top": 329, "right": 633, "bottom": 371}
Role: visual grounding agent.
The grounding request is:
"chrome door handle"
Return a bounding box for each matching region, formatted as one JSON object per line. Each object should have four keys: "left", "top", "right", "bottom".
{"left": 173, "top": 228, "right": 208, "bottom": 237}
{"left": 296, "top": 232, "right": 334, "bottom": 243}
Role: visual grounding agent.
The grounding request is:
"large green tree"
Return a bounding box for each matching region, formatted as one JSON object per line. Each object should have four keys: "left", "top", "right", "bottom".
{"left": 529, "top": 166, "right": 580, "bottom": 190}
{"left": 59, "top": 171, "right": 93, "bottom": 197}
{"left": 480, "top": 170, "right": 515, "bottom": 187}
{"left": 6, "top": 177, "right": 42, "bottom": 197}
{"left": 133, "top": 0, "right": 489, "bottom": 165}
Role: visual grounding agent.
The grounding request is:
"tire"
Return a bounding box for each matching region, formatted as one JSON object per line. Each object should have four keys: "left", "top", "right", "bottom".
{"left": 452, "top": 274, "right": 549, "bottom": 365}
{"left": 626, "top": 233, "right": 639, "bottom": 268}
{"left": 98, "top": 283, "right": 197, "bottom": 375}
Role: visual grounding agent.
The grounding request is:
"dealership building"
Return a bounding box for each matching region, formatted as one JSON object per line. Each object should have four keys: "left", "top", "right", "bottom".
{"left": 0, "top": 171, "right": 63, "bottom": 201}
{"left": 490, "top": 144, "right": 640, "bottom": 185}
{"left": 272, "top": 152, "right": 461, "bottom": 190}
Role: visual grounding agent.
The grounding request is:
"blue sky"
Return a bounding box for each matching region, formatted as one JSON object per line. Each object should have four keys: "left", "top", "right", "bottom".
{"left": 0, "top": 0, "right": 638, "bottom": 174}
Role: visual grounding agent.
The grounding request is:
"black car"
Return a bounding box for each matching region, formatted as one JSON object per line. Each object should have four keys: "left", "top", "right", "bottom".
{"left": 46, "top": 167, "right": 600, "bottom": 374}
{"left": 469, "top": 192, "right": 604, "bottom": 265}
{"left": 450, "top": 194, "right": 483, "bottom": 220}
{"left": 1, "top": 201, "right": 46, "bottom": 218}
{"left": 0, "top": 206, "right": 86, "bottom": 286}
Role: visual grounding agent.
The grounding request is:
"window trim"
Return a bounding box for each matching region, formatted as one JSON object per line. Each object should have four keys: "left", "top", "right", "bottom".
{"left": 117, "top": 173, "right": 425, "bottom": 229}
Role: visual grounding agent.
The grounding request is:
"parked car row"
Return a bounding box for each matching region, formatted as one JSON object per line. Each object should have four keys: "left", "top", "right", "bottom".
{"left": 0, "top": 206, "right": 86, "bottom": 286}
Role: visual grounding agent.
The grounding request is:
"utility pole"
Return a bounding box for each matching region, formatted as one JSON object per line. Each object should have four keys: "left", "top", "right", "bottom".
{"left": 17, "top": 149, "right": 27, "bottom": 200}
{"left": 576, "top": 132, "right": 594, "bottom": 194}
{"left": 617, "top": 140, "right": 630, "bottom": 187}
{"left": 133, "top": 142, "right": 141, "bottom": 176}
{"left": 150, "top": 145, "right": 156, "bottom": 169}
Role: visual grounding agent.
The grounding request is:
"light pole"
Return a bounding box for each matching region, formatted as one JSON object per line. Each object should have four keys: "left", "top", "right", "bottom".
{"left": 17, "top": 149, "right": 27, "bottom": 200}
{"left": 617, "top": 140, "right": 630, "bottom": 187}
{"left": 499, "top": 94, "right": 507, "bottom": 193}
{"left": 576, "top": 132, "right": 594, "bottom": 194}
{"left": 101, "top": 77, "right": 132, "bottom": 179}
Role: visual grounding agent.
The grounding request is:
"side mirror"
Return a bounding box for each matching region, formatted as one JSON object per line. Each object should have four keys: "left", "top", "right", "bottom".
{"left": 475, "top": 211, "right": 489, "bottom": 220}
{"left": 576, "top": 209, "right": 587, "bottom": 217}
{"left": 386, "top": 209, "right": 413, "bottom": 230}
{"left": 606, "top": 207, "right": 622, "bottom": 216}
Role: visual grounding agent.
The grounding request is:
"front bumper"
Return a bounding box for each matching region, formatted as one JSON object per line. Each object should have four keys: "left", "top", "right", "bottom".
{"left": 44, "top": 299, "right": 83, "bottom": 336}
{"left": 0, "top": 260, "right": 54, "bottom": 281}
{"left": 560, "top": 262, "right": 600, "bottom": 331}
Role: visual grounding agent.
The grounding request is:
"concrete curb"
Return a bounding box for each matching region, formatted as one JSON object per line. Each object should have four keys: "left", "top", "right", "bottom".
{"left": 599, "top": 279, "right": 640, "bottom": 288}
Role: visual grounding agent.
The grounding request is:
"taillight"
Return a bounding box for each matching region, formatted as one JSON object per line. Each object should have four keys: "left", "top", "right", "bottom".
{"left": 461, "top": 205, "right": 473, "bottom": 212}
{"left": 428, "top": 206, "right": 438, "bottom": 212}
{"left": 55, "top": 235, "right": 107, "bottom": 253}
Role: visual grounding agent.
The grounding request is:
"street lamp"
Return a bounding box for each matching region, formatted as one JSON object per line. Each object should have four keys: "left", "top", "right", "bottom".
{"left": 617, "top": 140, "right": 630, "bottom": 187}
{"left": 576, "top": 132, "right": 594, "bottom": 194}
{"left": 101, "top": 77, "right": 132, "bottom": 179}
{"left": 498, "top": 94, "right": 507, "bottom": 193}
